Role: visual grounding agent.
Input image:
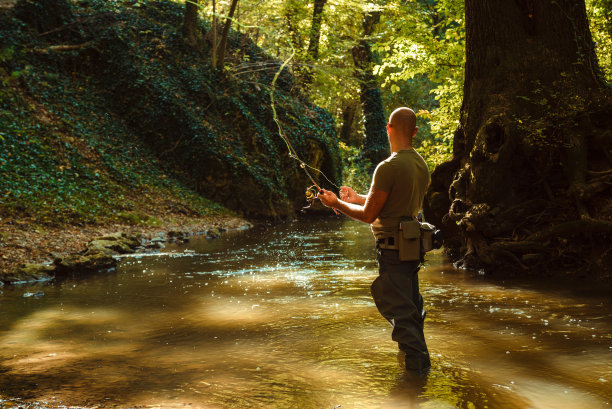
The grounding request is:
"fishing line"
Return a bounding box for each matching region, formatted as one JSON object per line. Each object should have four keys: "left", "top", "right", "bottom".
{"left": 189, "top": 0, "right": 341, "bottom": 196}
{"left": 267, "top": 33, "right": 340, "bottom": 193}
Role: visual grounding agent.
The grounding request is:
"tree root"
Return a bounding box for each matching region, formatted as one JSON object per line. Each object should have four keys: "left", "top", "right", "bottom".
{"left": 489, "top": 240, "right": 550, "bottom": 254}
{"left": 496, "top": 248, "right": 529, "bottom": 270}
{"left": 588, "top": 169, "right": 612, "bottom": 177}
{"left": 526, "top": 219, "right": 612, "bottom": 241}
{"left": 579, "top": 173, "right": 612, "bottom": 201}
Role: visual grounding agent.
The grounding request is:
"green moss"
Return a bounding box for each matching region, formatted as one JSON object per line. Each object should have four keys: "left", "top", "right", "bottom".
{"left": 117, "top": 212, "right": 162, "bottom": 226}
{"left": 0, "top": 0, "right": 340, "bottom": 222}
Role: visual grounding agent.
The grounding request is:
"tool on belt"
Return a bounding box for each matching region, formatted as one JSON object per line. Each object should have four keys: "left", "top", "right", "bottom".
{"left": 377, "top": 219, "right": 442, "bottom": 261}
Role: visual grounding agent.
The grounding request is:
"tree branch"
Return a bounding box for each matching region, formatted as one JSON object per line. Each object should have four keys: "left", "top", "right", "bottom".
{"left": 31, "top": 42, "right": 94, "bottom": 53}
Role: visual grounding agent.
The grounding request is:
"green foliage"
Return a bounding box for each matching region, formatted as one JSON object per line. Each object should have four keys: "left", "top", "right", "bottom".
{"left": 0, "top": 0, "right": 341, "bottom": 222}
{"left": 6, "top": 0, "right": 604, "bottom": 224}
{"left": 338, "top": 142, "right": 371, "bottom": 194}
{"left": 0, "top": 1, "right": 231, "bottom": 224}
{"left": 0, "top": 78, "right": 228, "bottom": 225}
{"left": 513, "top": 78, "right": 592, "bottom": 151}
{"left": 586, "top": 0, "right": 612, "bottom": 83}
{"left": 374, "top": 0, "right": 464, "bottom": 167}
{"left": 196, "top": 0, "right": 463, "bottom": 171}
{"left": 218, "top": 0, "right": 370, "bottom": 139}
{"left": 220, "top": 0, "right": 462, "bottom": 169}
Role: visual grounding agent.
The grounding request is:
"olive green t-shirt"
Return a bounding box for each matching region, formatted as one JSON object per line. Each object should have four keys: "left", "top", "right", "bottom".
{"left": 370, "top": 149, "right": 430, "bottom": 238}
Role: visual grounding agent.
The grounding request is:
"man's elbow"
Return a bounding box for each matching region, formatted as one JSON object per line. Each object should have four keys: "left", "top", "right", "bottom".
{"left": 363, "top": 213, "right": 378, "bottom": 224}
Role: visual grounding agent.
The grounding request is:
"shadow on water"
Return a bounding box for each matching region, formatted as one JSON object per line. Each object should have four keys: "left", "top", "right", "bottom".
{"left": 1, "top": 218, "right": 611, "bottom": 408}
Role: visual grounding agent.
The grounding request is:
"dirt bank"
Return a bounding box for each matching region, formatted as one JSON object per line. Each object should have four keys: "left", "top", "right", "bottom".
{"left": 0, "top": 214, "right": 251, "bottom": 276}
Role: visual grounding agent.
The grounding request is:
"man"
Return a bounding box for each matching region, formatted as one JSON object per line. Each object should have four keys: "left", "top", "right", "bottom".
{"left": 317, "top": 107, "right": 431, "bottom": 375}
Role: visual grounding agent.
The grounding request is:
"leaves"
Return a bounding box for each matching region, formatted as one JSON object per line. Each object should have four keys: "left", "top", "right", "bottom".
{"left": 374, "top": 0, "right": 465, "bottom": 154}
{"left": 586, "top": 0, "right": 612, "bottom": 82}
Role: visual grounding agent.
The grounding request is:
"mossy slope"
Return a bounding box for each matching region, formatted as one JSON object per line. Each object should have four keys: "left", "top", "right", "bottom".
{"left": 0, "top": 0, "right": 340, "bottom": 224}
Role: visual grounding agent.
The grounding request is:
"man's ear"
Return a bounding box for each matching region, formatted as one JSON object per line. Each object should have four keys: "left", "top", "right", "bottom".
{"left": 413, "top": 127, "right": 418, "bottom": 137}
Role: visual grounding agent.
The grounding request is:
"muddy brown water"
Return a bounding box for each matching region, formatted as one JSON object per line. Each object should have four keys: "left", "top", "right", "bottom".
{"left": 0, "top": 219, "right": 611, "bottom": 408}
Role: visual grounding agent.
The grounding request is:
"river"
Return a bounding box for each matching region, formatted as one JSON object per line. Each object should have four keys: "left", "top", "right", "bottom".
{"left": 0, "top": 219, "right": 610, "bottom": 408}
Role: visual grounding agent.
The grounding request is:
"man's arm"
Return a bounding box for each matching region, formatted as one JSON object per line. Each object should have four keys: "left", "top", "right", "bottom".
{"left": 318, "top": 187, "right": 388, "bottom": 224}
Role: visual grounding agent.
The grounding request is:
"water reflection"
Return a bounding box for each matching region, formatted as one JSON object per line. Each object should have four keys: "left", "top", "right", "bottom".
{"left": 0, "top": 218, "right": 611, "bottom": 408}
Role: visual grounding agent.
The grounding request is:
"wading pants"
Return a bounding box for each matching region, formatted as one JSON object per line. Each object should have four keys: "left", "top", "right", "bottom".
{"left": 371, "top": 247, "right": 430, "bottom": 371}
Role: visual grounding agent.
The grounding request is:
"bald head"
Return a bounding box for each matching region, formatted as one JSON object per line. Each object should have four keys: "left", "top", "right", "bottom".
{"left": 389, "top": 107, "right": 417, "bottom": 138}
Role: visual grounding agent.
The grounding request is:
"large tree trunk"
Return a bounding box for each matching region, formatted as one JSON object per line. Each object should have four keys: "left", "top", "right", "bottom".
{"left": 424, "top": 0, "right": 612, "bottom": 279}
{"left": 182, "top": 0, "right": 200, "bottom": 48}
{"left": 352, "top": 10, "right": 388, "bottom": 167}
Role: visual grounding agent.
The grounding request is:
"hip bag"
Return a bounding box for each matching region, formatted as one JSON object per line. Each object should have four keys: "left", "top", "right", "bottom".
{"left": 377, "top": 220, "right": 441, "bottom": 261}
{"left": 398, "top": 219, "right": 421, "bottom": 261}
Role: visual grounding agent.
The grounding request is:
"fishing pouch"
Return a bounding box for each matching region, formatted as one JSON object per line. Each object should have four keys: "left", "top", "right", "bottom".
{"left": 398, "top": 219, "right": 421, "bottom": 261}
{"left": 420, "top": 222, "right": 436, "bottom": 253}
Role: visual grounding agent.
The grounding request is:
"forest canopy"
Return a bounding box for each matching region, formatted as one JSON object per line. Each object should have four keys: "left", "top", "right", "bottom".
{"left": 185, "top": 0, "right": 610, "bottom": 172}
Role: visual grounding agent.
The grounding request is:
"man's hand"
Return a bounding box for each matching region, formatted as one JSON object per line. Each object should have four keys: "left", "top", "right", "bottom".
{"left": 339, "top": 186, "right": 357, "bottom": 203}
{"left": 317, "top": 189, "right": 338, "bottom": 208}
{"left": 318, "top": 187, "right": 388, "bottom": 224}
{"left": 339, "top": 186, "right": 366, "bottom": 205}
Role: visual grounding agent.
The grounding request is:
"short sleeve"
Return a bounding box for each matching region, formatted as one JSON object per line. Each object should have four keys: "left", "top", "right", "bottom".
{"left": 372, "top": 161, "right": 393, "bottom": 193}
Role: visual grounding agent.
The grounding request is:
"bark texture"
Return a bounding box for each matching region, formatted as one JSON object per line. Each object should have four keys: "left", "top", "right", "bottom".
{"left": 339, "top": 100, "right": 359, "bottom": 145}
{"left": 216, "top": 0, "right": 239, "bottom": 68}
{"left": 301, "top": 0, "right": 327, "bottom": 86}
{"left": 284, "top": 0, "right": 304, "bottom": 52}
{"left": 306, "top": 0, "right": 327, "bottom": 61}
{"left": 182, "top": 0, "right": 200, "bottom": 48}
{"left": 352, "top": 10, "right": 388, "bottom": 167}
{"left": 424, "top": 0, "right": 612, "bottom": 279}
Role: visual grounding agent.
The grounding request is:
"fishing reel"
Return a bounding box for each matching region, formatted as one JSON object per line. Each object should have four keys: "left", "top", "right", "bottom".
{"left": 302, "top": 185, "right": 320, "bottom": 212}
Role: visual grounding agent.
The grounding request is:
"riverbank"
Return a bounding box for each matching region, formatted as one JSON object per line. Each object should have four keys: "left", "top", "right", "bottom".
{"left": 0, "top": 213, "right": 251, "bottom": 282}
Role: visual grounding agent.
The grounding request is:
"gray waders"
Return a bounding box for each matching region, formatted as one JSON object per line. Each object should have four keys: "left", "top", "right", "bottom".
{"left": 371, "top": 247, "right": 431, "bottom": 372}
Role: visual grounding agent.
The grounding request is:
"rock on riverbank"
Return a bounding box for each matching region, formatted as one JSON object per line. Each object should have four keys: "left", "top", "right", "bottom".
{"left": 0, "top": 216, "right": 251, "bottom": 285}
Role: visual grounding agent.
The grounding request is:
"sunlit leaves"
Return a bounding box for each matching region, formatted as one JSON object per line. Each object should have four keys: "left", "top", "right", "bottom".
{"left": 372, "top": 0, "right": 464, "bottom": 166}
{"left": 586, "top": 0, "right": 612, "bottom": 82}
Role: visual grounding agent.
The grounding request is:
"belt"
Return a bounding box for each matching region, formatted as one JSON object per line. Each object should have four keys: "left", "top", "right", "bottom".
{"left": 376, "top": 236, "right": 399, "bottom": 250}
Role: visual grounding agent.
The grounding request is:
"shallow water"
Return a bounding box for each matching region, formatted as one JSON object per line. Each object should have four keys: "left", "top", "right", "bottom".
{"left": 0, "top": 218, "right": 611, "bottom": 408}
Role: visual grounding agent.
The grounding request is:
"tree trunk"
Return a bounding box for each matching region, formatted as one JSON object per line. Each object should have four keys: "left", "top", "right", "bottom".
{"left": 211, "top": 0, "right": 218, "bottom": 68}
{"left": 216, "top": 0, "right": 239, "bottom": 68}
{"left": 352, "top": 10, "right": 388, "bottom": 167}
{"left": 300, "top": 0, "right": 327, "bottom": 85}
{"left": 424, "top": 0, "right": 612, "bottom": 279}
{"left": 284, "top": 0, "right": 304, "bottom": 52}
{"left": 339, "top": 100, "right": 359, "bottom": 145}
{"left": 182, "top": 0, "right": 200, "bottom": 48}
{"left": 307, "top": 0, "right": 326, "bottom": 60}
